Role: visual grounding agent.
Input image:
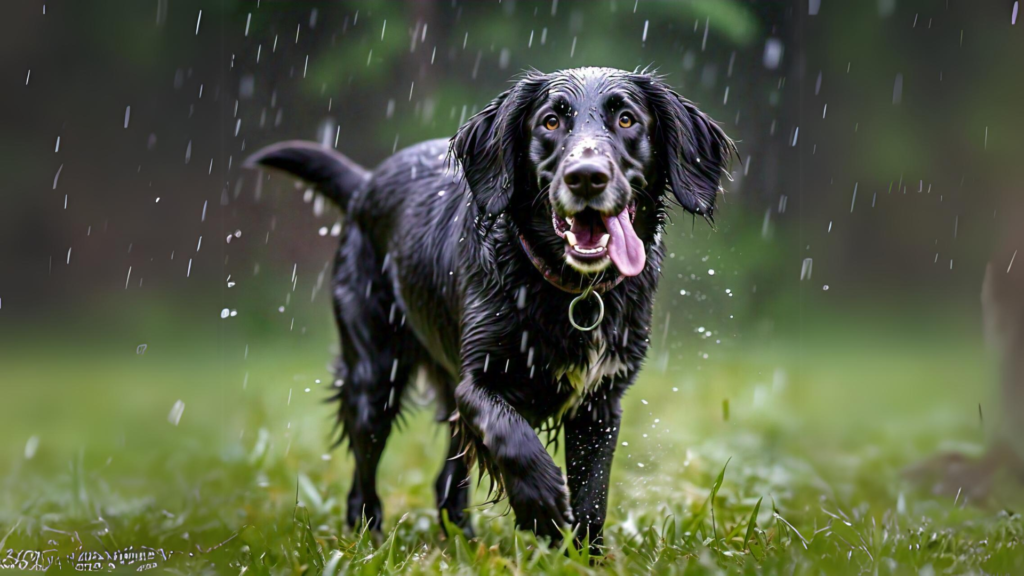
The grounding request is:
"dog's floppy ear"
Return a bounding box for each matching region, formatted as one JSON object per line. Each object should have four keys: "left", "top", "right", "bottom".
{"left": 636, "top": 75, "right": 736, "bottom": 221}
{"left": 449, "top": 73, "right": 546, "bottom": 218}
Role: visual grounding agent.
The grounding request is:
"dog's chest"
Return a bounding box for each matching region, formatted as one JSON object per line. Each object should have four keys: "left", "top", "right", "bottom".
{"left": 553, "top": 330, "right": 629, "bottom": 401}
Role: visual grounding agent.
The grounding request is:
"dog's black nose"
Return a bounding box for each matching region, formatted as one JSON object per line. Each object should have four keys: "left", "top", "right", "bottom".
{"left": 563, "top": 159, "right": 610, "bottom": 199}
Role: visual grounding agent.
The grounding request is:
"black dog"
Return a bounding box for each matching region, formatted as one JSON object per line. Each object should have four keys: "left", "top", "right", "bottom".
{"left": 247, "top": 67, "right": 734, "bottom": 547}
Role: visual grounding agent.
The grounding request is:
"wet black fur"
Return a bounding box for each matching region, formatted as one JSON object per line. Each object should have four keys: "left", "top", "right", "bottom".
{"left": 246, "top": 67, "right": 734, "bottom": 549}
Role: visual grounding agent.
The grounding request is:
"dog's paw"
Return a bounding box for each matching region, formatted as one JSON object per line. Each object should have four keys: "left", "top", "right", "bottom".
{"left": 346, "top": 491, "right": 383, "bottom": 531}
{"left": 507, "top": 466, "right": 574, "bottom": 540}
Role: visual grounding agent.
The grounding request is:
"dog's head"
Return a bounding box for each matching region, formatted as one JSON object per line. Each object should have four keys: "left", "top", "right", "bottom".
{"left": 451, "top": 67, "right": 735, "bottom": 284}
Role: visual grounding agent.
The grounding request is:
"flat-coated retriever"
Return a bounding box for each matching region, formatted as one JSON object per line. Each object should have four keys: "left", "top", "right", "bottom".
{"left": 247, "top": 67, "right": 734, "bottom": 549}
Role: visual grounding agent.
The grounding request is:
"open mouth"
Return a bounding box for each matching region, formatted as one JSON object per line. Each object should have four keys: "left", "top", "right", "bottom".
{"left": 552, "top": 203, "right": 646, "bottom": 276}
{"left": 553, "top": 208, "right": 612, "bottom": 261}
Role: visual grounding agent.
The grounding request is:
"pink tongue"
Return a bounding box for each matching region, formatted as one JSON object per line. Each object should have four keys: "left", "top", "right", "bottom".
{"left": 602, "top": 209, "right": 645, "bottom": 276}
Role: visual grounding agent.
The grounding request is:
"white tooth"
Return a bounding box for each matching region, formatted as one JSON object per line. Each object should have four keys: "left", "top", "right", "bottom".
{"left": 598, "top": 234, "right": 610, "bottom": 248}
{"left": 566, "top": 216, "right": 574, "bottom": 227}
{"left": 564, "top": 231, "right": 577, "bottom": 246}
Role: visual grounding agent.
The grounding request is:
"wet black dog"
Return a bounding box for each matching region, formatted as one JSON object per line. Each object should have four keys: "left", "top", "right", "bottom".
{"left": 247, "top": 67, "right": 734, "bottom": 548}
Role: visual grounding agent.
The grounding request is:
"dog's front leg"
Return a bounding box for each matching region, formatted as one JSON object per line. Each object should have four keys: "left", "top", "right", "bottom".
{"left": 564, "top": 393, "right": 623, "bottom": 552}
{"left": 455, "top": 378, "right": 574, "bottom": 540}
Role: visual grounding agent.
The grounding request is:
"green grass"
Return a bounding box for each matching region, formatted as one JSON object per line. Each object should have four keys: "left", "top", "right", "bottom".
{"left": 1, "top": 322, "right": 1022, "bottom": 574}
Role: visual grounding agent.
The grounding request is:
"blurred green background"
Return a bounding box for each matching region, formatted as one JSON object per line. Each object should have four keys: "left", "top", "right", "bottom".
{"left": 1, "top": 0, "right": 1022, "bottom": 573}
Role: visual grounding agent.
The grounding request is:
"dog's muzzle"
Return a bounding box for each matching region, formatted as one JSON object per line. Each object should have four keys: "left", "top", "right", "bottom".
{"left": 549, "top": 140, "right": 646, "bottom": 277}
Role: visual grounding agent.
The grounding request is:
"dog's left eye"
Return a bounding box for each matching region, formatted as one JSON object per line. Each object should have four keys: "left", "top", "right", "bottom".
{"left": 543, "top": 115, "right": 560, "bottom": 131}
{"left": 618, "top": 112, "right": 635, "bottom": 129}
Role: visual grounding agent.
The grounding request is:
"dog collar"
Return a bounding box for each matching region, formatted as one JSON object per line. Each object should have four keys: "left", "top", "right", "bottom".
{"left": 518, "top": 235, "right": 624, "bottom": 295}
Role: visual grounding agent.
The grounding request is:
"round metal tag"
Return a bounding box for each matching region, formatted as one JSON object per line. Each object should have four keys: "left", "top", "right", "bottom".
{"left": 568, "top": 287, "right": 604, "bottom": 332}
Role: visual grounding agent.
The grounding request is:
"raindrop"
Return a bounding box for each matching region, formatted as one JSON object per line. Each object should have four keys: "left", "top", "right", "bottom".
{"left": 892, "top": 73, "right": 903, "bottom": 105}
{"left": 168, "top": 400, "right": 185, "bottom": 425}
{"left": 239, "top": 75, "right": 255, "bottom": 99}
{"left": 800, "top": 258, "right": 813, "bottom": 281}
{"left": 52, "top": 164, "right": 63, "bottom": 190}
{"left": 24, "top": 436, "right": 39, "bottom": 459}
{"left": 763, "top": 38, "right": 783, "bottom": 69}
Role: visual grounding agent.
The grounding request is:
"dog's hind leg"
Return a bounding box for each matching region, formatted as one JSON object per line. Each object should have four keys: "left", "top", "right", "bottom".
{"left": 433, "top": 377, "right": 473, "bottom": 536}
{"left": 330, "top": 227, "right": 418, "bottom": 531}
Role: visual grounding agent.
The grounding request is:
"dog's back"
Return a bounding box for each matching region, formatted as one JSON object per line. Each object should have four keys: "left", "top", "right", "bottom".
{"left": 356, "top": 138, "right": 469, "bottom": 373}
{"left": 250, "top": 138, "right": 468, "bottom": 366}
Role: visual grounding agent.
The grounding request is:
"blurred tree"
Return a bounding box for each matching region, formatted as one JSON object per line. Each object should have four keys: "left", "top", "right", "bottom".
{"left": 1, "top": 0, "right": 1020, "bottom": 341}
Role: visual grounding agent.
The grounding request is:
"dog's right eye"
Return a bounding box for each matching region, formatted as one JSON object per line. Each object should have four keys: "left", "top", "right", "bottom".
{"left": 543, "top": 115, "right": 560, "bottom": 131}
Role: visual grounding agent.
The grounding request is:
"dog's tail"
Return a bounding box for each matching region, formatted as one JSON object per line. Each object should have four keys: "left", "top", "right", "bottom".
{"left": 244, "top": 140, "right": 370, "bottom": 209}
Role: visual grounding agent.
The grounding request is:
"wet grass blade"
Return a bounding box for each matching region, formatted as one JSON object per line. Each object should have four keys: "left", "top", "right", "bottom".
{"left": 744, "top": 496, "right": 763, "bottom": 555}
{"left": 709, "top": 457, "right": 731, "bottom": 552}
